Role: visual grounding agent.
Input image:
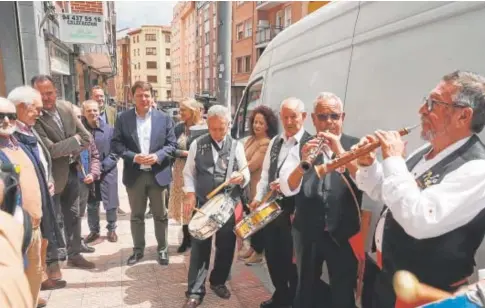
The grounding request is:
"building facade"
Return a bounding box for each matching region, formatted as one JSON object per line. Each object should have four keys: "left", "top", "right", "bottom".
{"left": 172, "top": 1, "right": 197, "bottom": 102}
{"left": 114, "top": 29, "right": 131, "bottom": 109}
{"left": 128, "top": 25, "right": 172, "bottom": 101}
{"left": 231, "top": 1, "right": 329, "bottom": 106}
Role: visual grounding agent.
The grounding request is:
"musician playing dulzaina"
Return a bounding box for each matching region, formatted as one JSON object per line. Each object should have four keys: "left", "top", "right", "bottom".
{"left": 249, "top": 98, "right": 312, "bottom": 308}
{"left": 182, "top": 105, "right": 250, "bottom": 308}
{"left": 354, "top": 71, "right": 485, "bottom": 308}
{"left": 280, "top": 92, "right": 363, "bottom": 308}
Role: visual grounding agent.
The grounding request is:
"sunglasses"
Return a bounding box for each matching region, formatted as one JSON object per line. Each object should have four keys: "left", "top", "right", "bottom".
{"left": 315, "top": 113, "right": 341, "bottom": 121}
{"left": 0, "top": 112, "right": 17, "bottom": 121}
{"left": 423, "top": 97, "right": 469, "bottom": 112}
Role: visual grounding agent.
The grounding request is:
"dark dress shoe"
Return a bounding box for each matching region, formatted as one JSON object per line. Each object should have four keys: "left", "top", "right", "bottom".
{"left": 177, "top": 241, "right": 190, "bottom": 253}
{"left": 117, "top": 208, "right": 127, "bottom": 216}
{"left": 260, "top": 298, "right": 290, "bottom": 308}
{"left": 41, "top": 278, "right": 66, "bottom": 290}
{"left": 158, "top": 251, "right": 169, "bottom": 265}
{"left": 107, "top": 231, "right": 118, "bottom": 242}
{"left": 37, "top": 297, "right": 47, "bottom": 308}
{"left": 80, "top": 240, "right": 95, "bottom": 253}
{"left": 127, "top": 252, "right": 144, "bottom": 266}
{"left": 183, "top": 298, "right": 200, "bottom": 308}
{"left": 67, "top": 255, "right": 95, "bottom": 269}
{"left": 84, "top": 232, "right": 100, "bottom": 244}
{"left": 210, "top": 284, "right": 231, "bottom": 299}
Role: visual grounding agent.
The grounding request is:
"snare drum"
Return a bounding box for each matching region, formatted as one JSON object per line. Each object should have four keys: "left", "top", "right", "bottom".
{"left": 188, "top": 194, "right": 236, "bottom": 240}
{"left": 234, "top": 199, "right": 282, "bottom": 240}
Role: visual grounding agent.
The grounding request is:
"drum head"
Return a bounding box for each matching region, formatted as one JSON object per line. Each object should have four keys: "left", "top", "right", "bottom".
{"left": 189, "top": 194, "right": 227, "bottom": 230}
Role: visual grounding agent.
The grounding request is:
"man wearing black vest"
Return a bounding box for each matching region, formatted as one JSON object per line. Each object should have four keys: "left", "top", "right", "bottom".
{"left": 182, "top": 105, "right": 249, "bottom": 308}
{"left": 354, "top": 71, "right": 485, "bottom": 308}
{"left": 248, "top": 97, "right": 311, "bottom": 308}
{"left": 281, "top": 92, "right": 363, "bottom": 308}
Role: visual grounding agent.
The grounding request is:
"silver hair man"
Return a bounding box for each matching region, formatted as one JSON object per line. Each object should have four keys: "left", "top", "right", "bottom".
{"left": 313, "top": 92, "right": 343, "bottom": 111}
{"left": 207, "top": 104, "right": 231, "bottom": 122}
{"left": 7, "top": 86, "right": 42, "bottom": 106}
{"left": 280, "top": 97, "right": 305, "bottom": 112}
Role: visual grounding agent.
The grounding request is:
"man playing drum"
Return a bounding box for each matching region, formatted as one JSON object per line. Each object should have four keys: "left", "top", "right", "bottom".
{"left": 182, "top": 105, "right": 249, "bottom": 308}
{"left": 248, "top": 98, "right": 312, "bottom": 308}
{"left": 354, "top": 71, "right": 485, "bottom": 307}
{"left": 281, "top": 93, "right": 363, "bottom": 308}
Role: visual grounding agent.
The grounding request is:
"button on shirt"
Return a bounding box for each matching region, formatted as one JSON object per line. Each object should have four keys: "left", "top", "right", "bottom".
{"left": 183, "top": 136, "right": 250, "bottom": 193}
{"left": 355, "top": 135, "right": 485, "bottom": 253}
{"left": 135, "top": 108, "right": 152, "bottom": 170}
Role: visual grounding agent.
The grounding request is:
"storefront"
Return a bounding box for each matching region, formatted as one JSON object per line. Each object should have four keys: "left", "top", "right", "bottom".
{"left": 46, "top": 33, "right": 76, "bottom": 104}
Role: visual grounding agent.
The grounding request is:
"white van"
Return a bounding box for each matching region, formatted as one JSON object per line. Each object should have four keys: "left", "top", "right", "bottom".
{"left": 232, "top": 1, "right": 485, "bottom": 281}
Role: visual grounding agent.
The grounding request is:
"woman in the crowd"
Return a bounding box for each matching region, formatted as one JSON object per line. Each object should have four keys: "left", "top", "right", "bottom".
{"left": 238, "top": 105, "right": 278, "bottom": 264}
{"left": 168, "top": 98, "right": 207, "bottom": 253}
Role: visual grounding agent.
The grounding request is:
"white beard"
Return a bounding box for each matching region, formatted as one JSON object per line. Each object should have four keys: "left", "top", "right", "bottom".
{"left": 0, "top": 126, "right": 16, "bottom": 136}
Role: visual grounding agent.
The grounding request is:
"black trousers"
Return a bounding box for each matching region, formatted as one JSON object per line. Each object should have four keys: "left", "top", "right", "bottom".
{"left": 263, "top": 210, "right": 297, "bottom": 305}
{"left": 186, "top": 213, "right": 236, "bottom": 301}
{"left": 293, "top": 227, "right": 357, "bottom": 308}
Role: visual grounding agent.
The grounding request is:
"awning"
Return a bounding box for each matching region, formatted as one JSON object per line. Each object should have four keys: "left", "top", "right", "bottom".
{"left": 79, "top": 53, "right": 113, "bottom": 74}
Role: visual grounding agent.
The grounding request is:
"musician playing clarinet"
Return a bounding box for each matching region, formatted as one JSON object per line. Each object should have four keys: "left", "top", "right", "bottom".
{"left": 182, "top": 105, "right": 249, "bottom": 308}
{"left": 280, "top": 92, "right": 363, "bottom": 308}
{"left": 248, "top": 97, "right": 312, "bottom": 308}
{"left": 354, "top": 71, "right": 485, "bottom": 308}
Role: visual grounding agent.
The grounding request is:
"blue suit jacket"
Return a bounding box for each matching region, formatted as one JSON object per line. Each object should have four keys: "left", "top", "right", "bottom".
{"left": 111, "top": 108, "right": 177, "bottom": 187}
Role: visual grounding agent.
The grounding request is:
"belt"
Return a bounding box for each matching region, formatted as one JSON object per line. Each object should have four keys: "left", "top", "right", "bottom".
{"left": 31, "top": 217, "right": 41, "bottom": 229}
{"left": 140, "top": 168, "right": 152, "bottom": 172}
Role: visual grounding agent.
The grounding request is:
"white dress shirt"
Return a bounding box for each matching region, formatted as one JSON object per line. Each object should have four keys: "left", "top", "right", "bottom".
{"left": 355, "top": 135, "right": 485, "bottom": 253}
{"left": 279, "top": 132, "right": 335, "bottom": 197}
{"left": 135, "top": 108, "right": 152, "bottom": 170}
{"left": 183, "top": 136, "right": 250, "bottom": 193}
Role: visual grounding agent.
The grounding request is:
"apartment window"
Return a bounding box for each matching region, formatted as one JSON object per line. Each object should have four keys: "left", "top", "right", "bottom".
{"left": 236, "top": 23, "right": 244, "bottom": 40}
{"left": 244, "top": 55, "right": 251, "bottom": 72}
{"left": 244, "top": 20, "right": 252, "bottom": 38}
{"left": 204, "top": 7, "right": 209, "bottom": 21}
{"left": 153, "top": 90, "right": 158, "bottom": 98}
{"left": 146, "top": 47, "right": 157, "bottom": 55}
{"left": 165, "top": 34, "right": 171, "bottom": 43}
{"left": 166, "top": 76, "right": 172, "bottom": 84}
{"left": 166, "top": 62, "right": 171, "bottom": 70}
{"left": 136, "top": 35, "right": 139, "bottom": 43}
{"left": 146, "top": 61, "right": 157, "bottom": 69}
{"left": 132, "top": 37, "right": 135, "bottom": 44}
{"left": 236, "top": 57, "right": 243, "bottom": 73}
{"left": 145, "top": 33, "right": 156, "bottom": 41}
{"left": 165, "top": 48, "right": 170, "bottom": 56}
{"left": 147, "top": 75, "right": 158, "bottom": 83}
{"left": 137, "top": 48, "right": 140, "bottom": 56}
{"left": 167, "top": 90, "right": 172, "bottom": 99}
{"left": 284, "top": 6, "right": 292, "bottom": 27}
{"left": 205, "top": 32, "right": 210, "bottom": 45}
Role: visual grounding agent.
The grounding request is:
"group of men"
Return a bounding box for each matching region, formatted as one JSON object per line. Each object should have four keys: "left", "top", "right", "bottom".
{"left": 0, "top": 75, "right": 123, "bottom": 308}
{"left": 180, "top": 70, "right": 485, "bottom": 308}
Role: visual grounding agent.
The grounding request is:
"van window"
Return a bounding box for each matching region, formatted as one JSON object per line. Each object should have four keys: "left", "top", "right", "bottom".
{"left": 234, "top": 78, "right": 263, "bottom": 139}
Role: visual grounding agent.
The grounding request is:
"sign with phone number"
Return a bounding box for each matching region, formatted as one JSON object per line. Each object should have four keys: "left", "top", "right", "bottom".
{"left": 59, "top": 13, "right": 105, "bottom": 45}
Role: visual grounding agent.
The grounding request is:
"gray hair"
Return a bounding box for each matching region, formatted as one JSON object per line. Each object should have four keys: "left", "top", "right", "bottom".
{"left": 279, "top": 97, "right": 305, "bottom": 113}
{"left": 313, "top": 92, "right": 343, "bottom": 111}
{"left": 443, "top": 70, "right": 485, "bottom": 133}
{"left": 207, "top": 104, "right": 230, "bottom": 122}
{"left": 7, "top": 86, "right": 41, "bottom": 106}
{"left": 81, "top": 100, "right": 99, "bottom": 111}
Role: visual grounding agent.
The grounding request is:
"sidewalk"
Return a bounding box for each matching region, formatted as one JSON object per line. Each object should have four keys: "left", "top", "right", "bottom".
{"left": 39, "top": 163, "right": 272, "bottom": 308}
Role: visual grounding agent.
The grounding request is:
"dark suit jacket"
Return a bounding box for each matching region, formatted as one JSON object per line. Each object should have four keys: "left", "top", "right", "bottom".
{"left": 34, "top": 100, "right": 92, "bottom": 194}
{"left": 111, "top": 108, "right": 177, "bottom": 187}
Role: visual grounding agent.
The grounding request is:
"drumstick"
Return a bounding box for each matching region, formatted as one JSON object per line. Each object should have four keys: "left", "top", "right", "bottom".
{"left": 206, "top": 164, "right": 248, "bottom": 200}
{"left": 393, "top": 270, "right": 452, "bottom": 304}
{"left": 193, "top": 207, "right": 206, "bottom": 216}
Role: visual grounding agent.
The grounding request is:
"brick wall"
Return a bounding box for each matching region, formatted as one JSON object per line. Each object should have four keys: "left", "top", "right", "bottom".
{"left": 70, "top": 1, "right": 103, "bottom": 14}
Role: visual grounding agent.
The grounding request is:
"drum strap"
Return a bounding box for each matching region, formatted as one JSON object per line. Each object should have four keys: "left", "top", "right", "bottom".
{"left": 224, "top": 139, "right": 238, "bottom": 182}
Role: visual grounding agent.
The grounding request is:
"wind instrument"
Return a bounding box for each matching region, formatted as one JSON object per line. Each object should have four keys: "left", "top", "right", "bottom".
{"left": 314, "top": 124, "right": 419, "bottom": 178}
{"left": 299, "top": 130, "right": 329, "bottom": 173}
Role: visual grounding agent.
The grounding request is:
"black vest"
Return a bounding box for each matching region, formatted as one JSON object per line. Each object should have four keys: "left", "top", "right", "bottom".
{"left": 267, "top": 131, "right": 311, "bottom": 213}
{"left": 293, "top": 134, "right": 363, "bottom": 243}
{"left": 382, "top": 135, "right": 485, "bottom": 290}
{"left": 194, "top": 134, "right": 240, "bottom": 204}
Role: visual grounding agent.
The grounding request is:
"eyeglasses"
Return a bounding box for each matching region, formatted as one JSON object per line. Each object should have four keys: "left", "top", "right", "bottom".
{"left": 423, "top": 97, "right": 469, "bottom": 112}
{"left": 0, "top": 112, "right": 17, "bottom": 121}
{"left": 315, "top": 113, "right": 341, "bottom": 121}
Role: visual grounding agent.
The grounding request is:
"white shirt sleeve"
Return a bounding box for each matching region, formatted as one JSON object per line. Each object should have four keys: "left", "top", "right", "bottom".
{"left": 381, "top": 156, "right": 485, "bottom": 239}
{"left": 254, "top": 137, "right": 275, "bottom": 202}
{"left": 355, "top": 160, "right": 385, "bottom": 203}
{"left": 183, "top": 139, "right": 198, "bottom": 193}
{"left": 234, "top": 141, "right": 250, "bottom": 188}
{"left": 279, "top": 142, "right": 305, "bottom": 197}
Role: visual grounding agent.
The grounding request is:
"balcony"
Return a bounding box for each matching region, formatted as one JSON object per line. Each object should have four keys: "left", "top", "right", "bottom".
{"left": 256, "top": 1, "right": 283, "bottom": 11}
{"left": 255, "top": 25, "right": 283, "bottom": 48}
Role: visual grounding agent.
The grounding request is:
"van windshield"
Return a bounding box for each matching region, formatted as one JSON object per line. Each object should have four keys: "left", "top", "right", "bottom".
{"left": 234, "top": 78, "right": 264, "bottom": 139}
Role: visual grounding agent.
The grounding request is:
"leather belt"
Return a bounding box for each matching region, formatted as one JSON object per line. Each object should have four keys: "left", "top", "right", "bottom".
{"left": 140, "top": 168, "right": 152, "bottom": 172}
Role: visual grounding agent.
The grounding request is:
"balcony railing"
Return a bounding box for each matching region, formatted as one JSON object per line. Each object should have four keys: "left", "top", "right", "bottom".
{"left": 256, "top": 1, "right": 283, "bottom": 11}
{"left": 255, "top": 26, "right": 283, "bottom": 46}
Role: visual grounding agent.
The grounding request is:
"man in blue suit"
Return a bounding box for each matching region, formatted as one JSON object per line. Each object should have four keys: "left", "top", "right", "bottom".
{"left": 111, "top": 81, "right": 177, "bottom": 266}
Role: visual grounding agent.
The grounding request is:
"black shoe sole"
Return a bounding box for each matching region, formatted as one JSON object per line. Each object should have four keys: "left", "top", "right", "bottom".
{"left": 127, "top": 255, "right": 144, "bottom": 266}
